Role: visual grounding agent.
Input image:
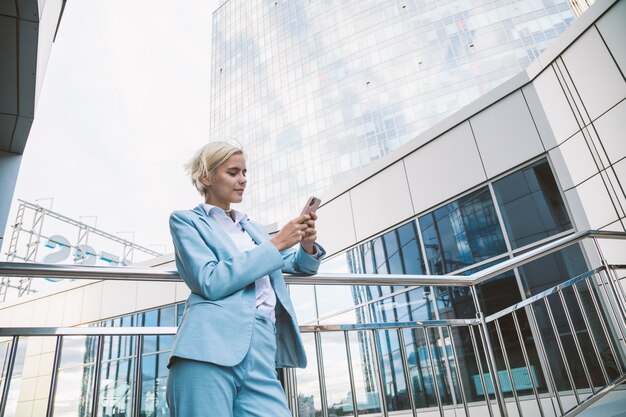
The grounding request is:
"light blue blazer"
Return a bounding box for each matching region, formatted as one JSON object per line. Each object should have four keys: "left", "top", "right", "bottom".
{"left": 168, "top": 205, "right": 324, "bottom": 368}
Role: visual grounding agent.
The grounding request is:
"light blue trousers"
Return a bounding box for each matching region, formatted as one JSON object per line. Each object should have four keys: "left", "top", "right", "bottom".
{"left": 166, "top": 311, "right": 292, "bottom": 417}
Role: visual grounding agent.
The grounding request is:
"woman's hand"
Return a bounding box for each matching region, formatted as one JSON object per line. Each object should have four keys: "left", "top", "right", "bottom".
{"left": 271, "top": 215, "right": 310, "bottom": 251}
{"left": 300, "top": 212, "right": 318, "bottom": 254}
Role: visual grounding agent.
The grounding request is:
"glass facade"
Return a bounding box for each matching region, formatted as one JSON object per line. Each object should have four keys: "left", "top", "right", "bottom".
{"left": 210, "top": 0, "right": 576, "bottom": 225}
{"left": 2, "top": 158, "right": 623, "bottom": 416}
{"left": 288, "top": 157, "right": 592, "bottom": 414}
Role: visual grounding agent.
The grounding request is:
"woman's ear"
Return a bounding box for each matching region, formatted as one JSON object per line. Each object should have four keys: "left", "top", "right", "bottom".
{"left": 200, "top": 175, "right": 211, "bottom": 188}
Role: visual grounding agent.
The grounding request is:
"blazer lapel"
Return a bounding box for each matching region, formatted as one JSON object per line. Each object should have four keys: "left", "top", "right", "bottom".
{"left": 191, "top": 205, "right": 239, "bottom": 254}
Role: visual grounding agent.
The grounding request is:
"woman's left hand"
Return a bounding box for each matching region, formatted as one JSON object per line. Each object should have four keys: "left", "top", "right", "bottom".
{"left": 301, "top": 212, "right": 318, "bottom": 255}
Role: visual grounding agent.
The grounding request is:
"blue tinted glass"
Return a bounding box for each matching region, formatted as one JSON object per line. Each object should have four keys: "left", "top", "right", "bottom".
{"left": 419, "top": 187, "right": 506, "bottom": 274}
{"left": 493, "top": 159, "right": 572, "bottom": 249}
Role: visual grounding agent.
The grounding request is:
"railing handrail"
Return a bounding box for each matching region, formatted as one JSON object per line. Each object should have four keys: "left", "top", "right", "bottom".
{"left": 0, "top": 230, "right": 624, "bottom": 288}
{"left": 0, "top": 318, "right": 481, "bottom": 337}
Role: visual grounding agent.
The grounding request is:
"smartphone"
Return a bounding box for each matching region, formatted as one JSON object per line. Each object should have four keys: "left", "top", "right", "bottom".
{"left": 300, "top": 196, "right": 321, "bottom": 216}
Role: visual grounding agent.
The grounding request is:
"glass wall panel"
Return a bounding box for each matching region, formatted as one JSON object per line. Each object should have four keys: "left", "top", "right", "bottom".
{"left": 296, "top": 333, "right": 323, "bottom": 417}
{"left": 140, "top": 353, "right": 169, "bottom": 417}
{"left": 347, "top": 331, "right": 381, "bottom": 414}
{"left": 0, "top": 338, "right": 28, "bottom": 417}
{"left": 53, "top": 336, "right": 98, "bottom": 417}
{"left": 97, "top": 358, "right": 135, "bottom": 417}
{"left": 320, "top": 332, "right": 354, "bottom": 416}
{"left": 493, "top": 159, "right": 572, "bottom": 249}
{"left": 376, "top": 329, "right": 411, "bottom": 411}
{"left": 419, "top": 187, "right": 506, "bottom": 275}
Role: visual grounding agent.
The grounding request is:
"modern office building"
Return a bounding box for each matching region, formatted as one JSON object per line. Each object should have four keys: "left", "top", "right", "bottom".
{"left": 209, "top": 0, "right": 582, "bottom": 226}
{"left": 0, "top": 0, "right": 625, "bottom": 417}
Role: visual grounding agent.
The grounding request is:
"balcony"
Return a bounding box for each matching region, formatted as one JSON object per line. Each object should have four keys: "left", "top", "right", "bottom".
{"left": 0, "top": 230, "right": 624, "bottom": 417}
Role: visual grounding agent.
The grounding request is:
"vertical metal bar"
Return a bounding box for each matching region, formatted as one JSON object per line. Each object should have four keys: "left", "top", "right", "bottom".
{"left": 370, "top": 329, "right": 388, "bottom": 417}
{"left": 469, "top": 325, "right": 494, "bottom": 417}
{"left": 285, "top": 368, "right": 300, "bottom": 417}
{"left": 557, "top": 290, "right": 595, "bottom": 394}
{"left": 473, "top": 309, "right": 510, "bottom": 416}
{"left": 46, "top": 336, "right": 64, "bottom": 417}
{"left": 593, "top": 266, "right": 626, "bottom": 342}
{"left": 437, "top": 325, "right": 458, "bottom": 409}
{"left": 0, "top": 336, "right": 19, "bottom": 417}
{"left": 343, "top": 331, "right": 359, "bottom": 417}
{"left": 593, "top": 238, "right": 626, "bottom": 323}
{"left": 315, "top": 332, "right": 329, "bottom": 417}
{"left": 494, "top": 319, "right": 523, "bottom": 417}
{"left": 572, "top": 283, "right": 611, "bottom": 385}
{"left": 584, "top": 278, "right": 625, "bottom": 373}
{"left": 511, "top": 311, "right": 545, "bottom": 417}
{"left": 396, "top": 329, "right": 417, "bottom": 417}
{"left": 447, "top": 325, "right": 471, "bottom": 417}
{"left": 543, "top": 298, "right": 580, "bottom": 404}
{"left": 132, "top": 335, "right": 144, "bottom": 417}
{"left": 90, "top": 335, "right": 105, "bottom": 417}
{"left": 526, "top": 304, "right": 564, "bottom": 416}
{"left": 423, "top": 327, "right": 444, "bottom": 416}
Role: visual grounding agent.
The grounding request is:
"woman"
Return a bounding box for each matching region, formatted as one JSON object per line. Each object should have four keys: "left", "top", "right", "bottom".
{"left": 166, "top": 141, "right": 324, "bottom": 417}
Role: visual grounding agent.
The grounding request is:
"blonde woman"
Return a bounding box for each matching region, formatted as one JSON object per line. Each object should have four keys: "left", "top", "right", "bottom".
{"left": 166, "top": 141, "right": 324, "bottom": 416}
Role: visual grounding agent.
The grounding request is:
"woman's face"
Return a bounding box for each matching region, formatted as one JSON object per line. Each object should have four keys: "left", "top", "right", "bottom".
{"left": 203, "top": 153, "right": 247, "bottom": 208}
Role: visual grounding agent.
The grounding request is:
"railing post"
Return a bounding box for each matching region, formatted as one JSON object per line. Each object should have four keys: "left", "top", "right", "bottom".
{"left": 343, "top": 331, "right": 360, "bottom": 417}
{"left": 132, "top": 335, "right": 144, "bottom": 417}
{"left": 46, "top": 336, "right": 63, "bottom": 417}
{"left": 0, "top": 336, "right": 19, "bottom": 417}
{"left": 314, "top": 332, "right": 329, "bottom": 417}
{"left": 471, "top": 286, "right": 509, "bottom": 417}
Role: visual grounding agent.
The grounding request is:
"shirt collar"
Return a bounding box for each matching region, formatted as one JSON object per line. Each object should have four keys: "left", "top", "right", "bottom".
{"left": 201, "top": 203, "right": 248, "bottom": 224}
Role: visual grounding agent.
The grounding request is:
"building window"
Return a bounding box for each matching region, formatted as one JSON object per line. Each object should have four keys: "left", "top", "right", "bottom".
{"left": 492, "top": 158, "right": 572, "bottom": 250}
{"left": 419, "top": 187, "right": 507, "bottom": 275}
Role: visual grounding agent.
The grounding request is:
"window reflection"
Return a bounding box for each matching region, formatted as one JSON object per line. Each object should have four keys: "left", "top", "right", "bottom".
{"left": 493, "top": 159, "right": 572, "bottom": 249}
{"left": 296, "top": 333, "right": 323, "bottom": 417}
{"left": 419, "top": 186, "right": 507, "bottom": 275}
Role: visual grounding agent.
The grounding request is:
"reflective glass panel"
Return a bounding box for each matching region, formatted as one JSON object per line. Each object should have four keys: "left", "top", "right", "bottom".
{"left": 419, "top": 187, "right": 506, "bottom": 275}
{"left": 348, "top": 331, "right": 382, "bottom": 414}
{"left": 492, "top": 159, "right": 572, "bottom": 249}
{"left": 296, "top": 333, "right": 322, "bottom": 417}
{"left": 141, "top": 353, "right": 170, "bottom": 417}
{"left": 53, "top": 365, "right": 96, "bottom": 417}
{"left": 97, "top": 359, "right": 135, "bottom": 417}
{"left": 320, "top": 332, "right": 354, "bottom": 416}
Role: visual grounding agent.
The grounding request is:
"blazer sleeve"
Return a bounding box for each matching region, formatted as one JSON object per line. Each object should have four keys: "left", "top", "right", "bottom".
{"left": 280, "top": 243, "right": 326, "bottom": 275}
{"left": 169, "top": 211, "right": 286, "bottom": 301}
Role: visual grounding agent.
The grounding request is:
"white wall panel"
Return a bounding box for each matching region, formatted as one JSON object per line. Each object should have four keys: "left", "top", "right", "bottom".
{"left": 175, "top": 282, "right": 191, "bottom": 301}
{"left": 80, "top": 282, "right": 103, "bottom": 323}
{"left": 316, "top": 193, "right": 357, "bottom": 255}
{"left": 44, "top": 293, "right": 63, "bottom": 326}
{"left": 549, "top": 132, "right": 598, "bottom": 190}
{"left": 614, "top": 156, "right": 626, "bottom": 189}
{"left": 565, "top": 173, "right": 619, "bottom": 230}
{"left": 596, "top": 0, "right": 626, "bottom": 77}
{"left": 101, "top": 281, "right": 137, "bottom": 319}
{"left": 471, "top": 91, "right": 544, "bottom": 178}
{"left": 527, "top": 67, "right": 580, "bottom": 147}
{"left": 404, "top": 122, "right": 486, "bottom": 215}
{"left": 136, "top": 281, "right": 177, "bottom": 311}
{"left": 593, "top": 99, "right": 626, "bottom": 164}
{"left": 561, "top": 26, "right": 626, "bottom": 121}
{"left": 62, "top": 288, "right": 84, "bottom": 326}
{"left": 350, "top": 162, "right": 413, "bottom": 241}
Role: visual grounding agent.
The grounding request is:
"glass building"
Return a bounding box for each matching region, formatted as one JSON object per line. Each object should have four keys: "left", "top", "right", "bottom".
{"left": 210, "top": 0, "right": 577, "bottom": 225}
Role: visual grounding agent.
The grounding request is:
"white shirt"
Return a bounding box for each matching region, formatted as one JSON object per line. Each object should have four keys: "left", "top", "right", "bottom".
{"left": 202, "top": 204, "right": 277, "bottom": 321}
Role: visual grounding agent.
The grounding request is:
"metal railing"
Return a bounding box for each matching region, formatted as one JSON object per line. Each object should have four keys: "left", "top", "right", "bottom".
{"left": 0, "top": 230, "right": 625, "bottom": 417}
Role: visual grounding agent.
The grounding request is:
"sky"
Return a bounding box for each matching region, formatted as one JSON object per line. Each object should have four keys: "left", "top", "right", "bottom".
{"left": 5, "top": 0, "right": 222, "bottom": 256}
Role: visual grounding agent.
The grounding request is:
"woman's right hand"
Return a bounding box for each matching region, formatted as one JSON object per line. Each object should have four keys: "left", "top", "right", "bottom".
{"left": 271, "top": 215, "right": 310, "bottom": 251}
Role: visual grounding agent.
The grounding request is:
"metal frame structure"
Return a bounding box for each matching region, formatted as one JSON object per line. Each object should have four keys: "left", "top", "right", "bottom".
{"left": 1, "top": 200, "right": 163, "bottom": 301}
{"left": 0, "top": 230, "right": 625, "bottom": 417}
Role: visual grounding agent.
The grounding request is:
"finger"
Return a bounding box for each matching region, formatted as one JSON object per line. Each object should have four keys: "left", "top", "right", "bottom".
{"left": 309, "top": 212, "right": 318, "bottom": 221}
{"left": 295, "top": 214, "right": 310, "bottom": 223}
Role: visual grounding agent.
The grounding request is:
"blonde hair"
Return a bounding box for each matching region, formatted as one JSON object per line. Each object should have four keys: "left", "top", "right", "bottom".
{"left": 185, "top": 141, "right": 245, "bottom": 198}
